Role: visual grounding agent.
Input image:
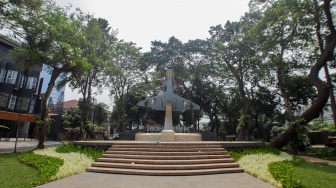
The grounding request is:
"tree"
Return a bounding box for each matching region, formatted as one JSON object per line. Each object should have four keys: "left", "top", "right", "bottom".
{"left": 251, "top": 0, "right": 314, "bottom": 121}
{"left": 63, "top": 14, "right": 117, "bottom": 139}
{"left": 209, "top": 13, "right": 262, "bottom": 140}
{"left": 6, "top": 0, "right": 90, "bottom": 149}
{"left": 107, "top": 41, "right": 142, "bottom": 131}
{"left": 268, "top": 0, "right": 336, "bottom": 149}
{"left": 93, "top": 102, "right": 109, "bottom": 128}
{"left": 62, "top": 107, "right": 81, "bottom": 128}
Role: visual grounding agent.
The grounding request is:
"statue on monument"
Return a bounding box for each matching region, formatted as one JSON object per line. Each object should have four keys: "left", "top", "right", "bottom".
{"left": 137, "top": 67, "right": 201, "bottom": 141}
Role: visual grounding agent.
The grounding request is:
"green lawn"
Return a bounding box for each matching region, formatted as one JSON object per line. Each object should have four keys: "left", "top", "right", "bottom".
{"left": 294, "top": 162, "right": 336, "bottom": 188}
{"left": 0, "top": 153, "right": 38, "bottom": 188}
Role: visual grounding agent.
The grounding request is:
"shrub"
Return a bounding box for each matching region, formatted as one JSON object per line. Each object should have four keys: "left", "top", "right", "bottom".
{"left": 56, "top": 142, "right": 104, "bottom": 161}
{"left": 34, "top": 147, "right": 93, "bottom": 180}
{"left": 268, "top": 158, "right": 305, "bottom": 188}
{"left": 238, "top": 152, "right": 293, "bottom": 187}
{"left": 228, "top": 147, "right": 280, "bottom": 161}
{"left": 18, "top": 152, "right": 63, "bottom": 187}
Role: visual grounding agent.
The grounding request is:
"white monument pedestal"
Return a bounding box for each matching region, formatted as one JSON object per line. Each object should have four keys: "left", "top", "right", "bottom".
{"left": 160, "top": 130, "right": 175, "bottom": 141}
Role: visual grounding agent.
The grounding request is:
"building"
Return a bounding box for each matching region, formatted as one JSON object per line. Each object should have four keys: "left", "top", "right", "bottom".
{"left": 63, "top": 99, "right": 78, "bottom": 109}
{"left": 0, "top": 34, "right": 43, "bottom": 139}
{"left": 40, "top": 67, "right": 65, "bottom": 112}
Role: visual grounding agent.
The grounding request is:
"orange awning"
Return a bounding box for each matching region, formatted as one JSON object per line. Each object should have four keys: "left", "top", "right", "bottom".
{"left": 0, "top": 111, "right": 36, "bottom": 122}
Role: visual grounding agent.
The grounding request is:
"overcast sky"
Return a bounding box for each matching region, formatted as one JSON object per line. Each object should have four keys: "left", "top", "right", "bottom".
{"left": 54, "top": 0, "right": 250, "bottom": 109}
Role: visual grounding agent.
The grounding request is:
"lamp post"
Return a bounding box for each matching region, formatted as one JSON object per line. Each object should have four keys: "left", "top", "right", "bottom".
{"left": 91, "top": 97, "right": 96, "bottom": 129}
{"left": 14, "top": 71, "right": 25, "bottom": 153}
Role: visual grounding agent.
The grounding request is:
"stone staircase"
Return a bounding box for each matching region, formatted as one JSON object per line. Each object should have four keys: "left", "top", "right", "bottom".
{"left": 86, "top": 142, "right": 244, "bottom": 176}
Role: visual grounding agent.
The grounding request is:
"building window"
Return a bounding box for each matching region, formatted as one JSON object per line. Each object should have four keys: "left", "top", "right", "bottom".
{"left": 29, "top": 98, "right": 35, "bottom": 114}
{"left": 19, "top": 75, "right": 26, "bottom": 88}
{"left": 0, "top": 92, "right": 9, "bottom": 107}
{"left": 0, "top": 69, "right": 6, "bottom": 82}
{"left": 8, "top": 95, "right": 17, "bottom": 110}
{"left": 26, "top": 77, "right": 37, "bottom": 89}
{"left": 5, "top": 70, "right": 18, "bottom": 84}
{"left": 15, "top": 97, "right": 30, "bottom": 111}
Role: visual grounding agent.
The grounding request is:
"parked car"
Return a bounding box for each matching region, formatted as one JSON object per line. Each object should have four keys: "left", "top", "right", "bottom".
{"left": 325, "top": 137, "right": 336, "bottom": 147}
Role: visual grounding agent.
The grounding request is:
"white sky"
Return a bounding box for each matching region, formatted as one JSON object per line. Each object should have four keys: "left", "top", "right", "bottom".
{"left": 54, "top": 0, "right": 250, "bottom": 109}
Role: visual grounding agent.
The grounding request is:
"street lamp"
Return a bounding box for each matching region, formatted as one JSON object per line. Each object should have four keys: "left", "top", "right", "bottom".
{"left": 91, "top": 97, "right": 97, "bottom": 129}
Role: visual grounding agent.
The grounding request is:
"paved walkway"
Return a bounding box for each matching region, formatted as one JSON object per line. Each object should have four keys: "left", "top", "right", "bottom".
{"left": 36, "top": 172, "right": 275, "bottom": 188}
{"left": 0, "top": 138, "right": 62, "bottom": 153}
{"left": 300, "top": 155, "right": 336, "bottom": 166}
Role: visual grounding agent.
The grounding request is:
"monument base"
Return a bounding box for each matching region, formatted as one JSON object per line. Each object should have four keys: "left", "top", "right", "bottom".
{"left": 135, "top": 131, "right": 202, "bottom": 142}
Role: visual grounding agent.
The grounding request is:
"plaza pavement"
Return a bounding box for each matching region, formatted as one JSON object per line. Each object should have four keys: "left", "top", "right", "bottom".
{"left": 36, "top": 172, "right": 275, "bottom": 188}
{"left": 1, "top": 139, "right": 275, "bottom": 188}
{"left": 0, "top": 138, "right": 62, "bottom": 153}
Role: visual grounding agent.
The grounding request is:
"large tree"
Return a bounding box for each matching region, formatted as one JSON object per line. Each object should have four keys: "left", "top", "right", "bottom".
{"left": 209, "top": 13, "right": 262, "bottom": 140}
{"left": 64, "top": 15, "right": 117, "bottom": 139}
{"left": 6, "top": 0, "right": 89, "bottom": 148}
{"left": 107, "top": 41, "right": 142, "bottom": 131}
{"left": 268, "top": 0, "right": 336, "bottom": 149}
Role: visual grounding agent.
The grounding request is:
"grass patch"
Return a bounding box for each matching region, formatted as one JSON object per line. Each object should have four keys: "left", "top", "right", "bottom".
{"left": 293, "top": 162, "right": 336, "bottom": 188}
{"left": 0, "top": 153, "right": 38, "bottom": 188}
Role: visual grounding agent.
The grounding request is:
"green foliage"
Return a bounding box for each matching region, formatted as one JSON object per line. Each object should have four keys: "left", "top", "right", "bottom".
{"left": 18, "top": 152, "right": 63, "bottom": 187}
{"left": 0, "top": 153, "right": 38, "bottom": 188}
{"left": 228, "top": 147, "right": 280, "bottom": 161}
{"left": 271, "top": 125, "right": 287, "bottom": 138}
{"left": 93, "top": 102, "right": 109, "bottom": 126}
{"left": 268, "top": 159, "right": 305, "bottom": 188}
{"left": 309, "top": 147, "right": 336, "bottom": 161}
{"left": 288, "top": 122, "right": 310, "bottom": 154}
{"left": 55, "top": 142, "right": 104, "bottom": 161}
{"left": 34, "top": 116, "right": 53, "bottom": 137}
{"left": 62, "top": 107, "right": 81, "bottom": 128}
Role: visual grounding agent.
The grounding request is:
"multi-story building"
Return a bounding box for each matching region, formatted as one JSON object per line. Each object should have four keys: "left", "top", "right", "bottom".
{"left": 40, "top": 67, "right": 65, "bottom": 112}
{"left": 0, "top": 34, "right": 43, "bottom": 139}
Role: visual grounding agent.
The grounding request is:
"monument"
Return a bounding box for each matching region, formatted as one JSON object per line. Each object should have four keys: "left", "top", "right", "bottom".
{"left": 136, "top": 67, "right": 201, "bottom": 141}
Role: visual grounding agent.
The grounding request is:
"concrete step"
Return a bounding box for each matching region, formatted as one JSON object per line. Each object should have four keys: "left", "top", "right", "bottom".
{"left": 97, "top": 158, "right": 236, "bottom": 164}
{"left": 104, "top": 150, "right": 228, "bottom": 156}
{"left": 87, "top": 142, "right": 243, "bottom": 176}
{"left": 110, "top": 142, "right": 220, "bottom": 146}
{"left": 109, "top": 147, "right": 225, "bottom": 152}
{"left": 111, "top": 144, "right": 223, "bottom": 148}
{"left": 101, "top": 154, "right": 231, "bottom": 160}
{"left": 91, "top": 162, "right": 240, "bottom": 170}
{"left": 87, "top": 166, "right": 244, "bottom": 176}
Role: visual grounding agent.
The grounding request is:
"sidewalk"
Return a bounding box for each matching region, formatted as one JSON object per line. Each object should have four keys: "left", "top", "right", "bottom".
{"left": 299, "top": 155, "right": 336, "bottom": 166}
{"left": 36, "top": 172, "right": 275, "bottom": 188}
{"left": 0, "top": 138, "right": 62, "bottom": 153}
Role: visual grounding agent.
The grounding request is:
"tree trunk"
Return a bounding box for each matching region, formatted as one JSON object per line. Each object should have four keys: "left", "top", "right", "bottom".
{"left": 36, "top": 70, "right": 60, "bottom": 149}
{"left": 269, "top": 25, "right": 335, "bottom": 149}
{"left": 225, "top": 62, "right": 251, "bottom": 140}
{"left": 269, "top": 0, "right": 336, "bottom": 149}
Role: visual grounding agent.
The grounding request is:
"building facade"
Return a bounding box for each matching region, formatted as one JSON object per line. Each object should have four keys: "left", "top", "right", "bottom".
{"left": 0, "top": 34, "right": 43, "bottom": 139}
{"left": 40, "top": 67, "right": 65, "bottom": 112}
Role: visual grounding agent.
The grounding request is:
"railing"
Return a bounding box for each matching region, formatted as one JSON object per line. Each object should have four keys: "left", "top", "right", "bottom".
{"left": 146, "top": 126, "right": 190, "bottom": 133}
{"left": 0, "top": 132, "right": 10, "bottom": 141}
